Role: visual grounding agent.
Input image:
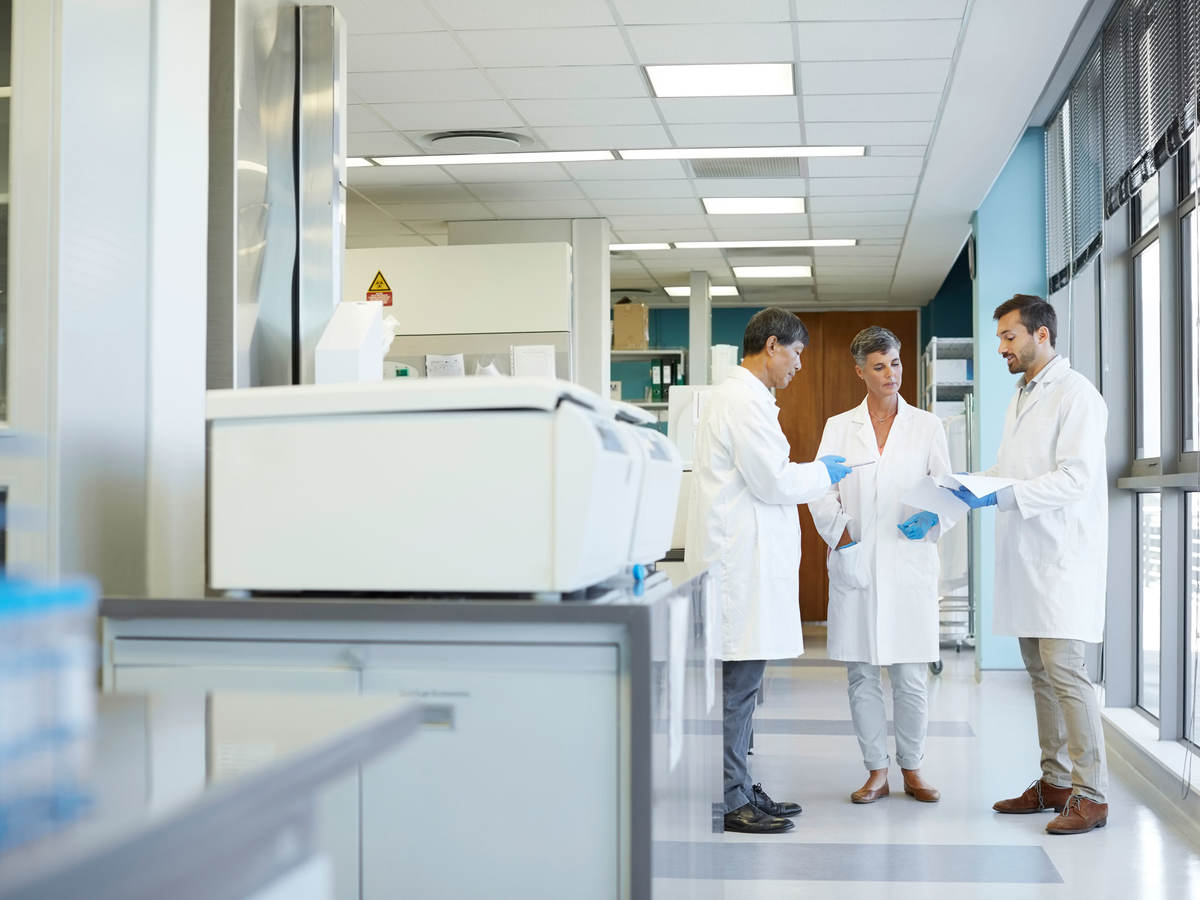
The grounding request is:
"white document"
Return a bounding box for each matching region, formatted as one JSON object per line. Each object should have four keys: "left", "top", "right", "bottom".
{"left": 510, "top": 344, "right": 557, "bottom": 378}
{"left": 425, "top": 353, "right": 465, "bottom": 377}
{"left": 902, "top": 476, "right": 968, "bottom": 529}
{"left": 936, "top": 472, "right": 1018, "bottom": 498}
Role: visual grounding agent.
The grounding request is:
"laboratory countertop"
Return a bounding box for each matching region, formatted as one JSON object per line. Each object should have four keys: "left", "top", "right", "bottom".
{"left": 0, "top": 692, "right": 421, "bottom": 900}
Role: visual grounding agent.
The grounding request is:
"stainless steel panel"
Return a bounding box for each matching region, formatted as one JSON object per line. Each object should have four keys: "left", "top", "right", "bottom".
{"left": 297, "top": 6, "right": 347, "bottom": 385}
{"left": 208, "top": 0, "right": 297, "bottom": 389}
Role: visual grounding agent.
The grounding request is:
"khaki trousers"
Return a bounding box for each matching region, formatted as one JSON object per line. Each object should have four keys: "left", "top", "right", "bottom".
{"left": 1019, "top": 637, "right": 1108, "bottom": 803}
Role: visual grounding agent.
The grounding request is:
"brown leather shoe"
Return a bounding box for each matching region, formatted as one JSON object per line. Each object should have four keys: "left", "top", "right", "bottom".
{"left": 993, "top": 778, "right": 1072, "bottom": 814}
{"left": 851, "top": 770, "right": 890, "bottom": 804}
{"left": 1046, "top": 795, "right": 1108, "bottom": 834}
{"left": 901, "top": 769, "right": 941, "bottom": 803}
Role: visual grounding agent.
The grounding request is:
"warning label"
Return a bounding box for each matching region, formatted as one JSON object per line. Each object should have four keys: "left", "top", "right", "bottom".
{"left": 366, "top": 270, "right": 393, "bottom": 306}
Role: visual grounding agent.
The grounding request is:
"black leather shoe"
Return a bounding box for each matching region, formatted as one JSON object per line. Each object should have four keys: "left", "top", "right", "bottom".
{"left": 752, "top": 783, "right": 802, "bottom": 817}
{"left": 723, "top": 802, "right": 795, "bottom": 834}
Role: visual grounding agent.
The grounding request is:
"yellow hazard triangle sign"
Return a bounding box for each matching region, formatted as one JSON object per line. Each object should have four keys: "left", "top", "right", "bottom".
{"left": 368, "top": 270, "right": 391, "bottom": 292}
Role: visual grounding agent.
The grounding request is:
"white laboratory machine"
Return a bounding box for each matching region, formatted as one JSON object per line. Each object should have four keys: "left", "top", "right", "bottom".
{"left": 611, "top": 402, "right": 683, "bottom": 567}
{"left": 206, "top": 378, "right": 642, "bottom": 594}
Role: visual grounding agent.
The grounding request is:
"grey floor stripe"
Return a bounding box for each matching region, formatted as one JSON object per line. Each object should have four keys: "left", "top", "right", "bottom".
{"left": 654, "top": 840, "right": 1063, "bottom": 884}
{"left": 674, "top": 718, "right": 975, "bottom": 737}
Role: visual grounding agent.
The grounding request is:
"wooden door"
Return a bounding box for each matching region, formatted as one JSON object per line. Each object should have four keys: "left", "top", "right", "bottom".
{"left": 776, "top": 310, "right": 919, "bottom": 621}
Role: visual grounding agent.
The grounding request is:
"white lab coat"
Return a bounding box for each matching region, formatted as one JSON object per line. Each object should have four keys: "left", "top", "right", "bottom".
{"left": 809, "top": 395, "right": 952, "bottom": 664}
{"left": 684, "top": 367, "right": 831, "bottom": 660}
{"left": 988, "top": 357, "right": 1108, "bottom": 642}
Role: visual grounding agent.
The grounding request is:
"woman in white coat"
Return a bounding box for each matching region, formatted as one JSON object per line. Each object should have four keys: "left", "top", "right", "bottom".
{"left": 809, "top": 326, "right": 952, "bottom": 805}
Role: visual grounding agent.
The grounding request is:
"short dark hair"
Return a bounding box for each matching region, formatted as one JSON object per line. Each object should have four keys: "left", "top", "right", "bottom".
{"left": 993, "top": 294, "right": 1057, "bottom": 347}
{"left": 743, "top": 307, "right": 810, "bottom": 356}
{"left": 850, "top": 326, "right": 901, "bottom": 366}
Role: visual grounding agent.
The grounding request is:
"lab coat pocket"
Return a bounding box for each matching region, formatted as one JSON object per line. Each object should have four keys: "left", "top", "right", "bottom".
{"left": 828, "top": 543, "right": 872, "bottom": 591}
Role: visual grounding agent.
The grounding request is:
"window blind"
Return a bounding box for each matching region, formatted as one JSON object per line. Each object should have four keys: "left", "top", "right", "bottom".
{"left": 1047, "top": 104, "right": 1073, "bottom": 294}
{"left": 1071, "top": 47, "right": 1105, "bottom": 269}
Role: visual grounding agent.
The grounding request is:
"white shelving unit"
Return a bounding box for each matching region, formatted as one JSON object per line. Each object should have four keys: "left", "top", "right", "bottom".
{"left": 921, "top": 336, "right": 974, "bottom": 414}
{"left": 610, "top": 348, "right": 687, "bottom": 417}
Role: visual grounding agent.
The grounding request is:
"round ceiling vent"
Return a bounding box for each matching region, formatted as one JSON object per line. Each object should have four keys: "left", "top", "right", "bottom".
{"left": 421, "top": 130, "right": 531, "bottom": 153}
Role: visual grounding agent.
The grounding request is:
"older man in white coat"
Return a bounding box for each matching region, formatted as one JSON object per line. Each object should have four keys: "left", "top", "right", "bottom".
{"left": 686, "top": 307, "right": 851, "bottom": 834}
{"left": 950, "top": 294, "right": 1110, "bottom": 835}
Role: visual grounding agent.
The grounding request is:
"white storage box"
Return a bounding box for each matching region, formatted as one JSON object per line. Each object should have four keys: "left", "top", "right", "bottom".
{"left": 612, "top": 403, "right": 683, "bottom": 566}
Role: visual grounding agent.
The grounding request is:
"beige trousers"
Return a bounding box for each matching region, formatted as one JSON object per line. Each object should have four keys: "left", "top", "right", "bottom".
{"left": 1018, "top": 637, "right": 1108, "bottom": 803}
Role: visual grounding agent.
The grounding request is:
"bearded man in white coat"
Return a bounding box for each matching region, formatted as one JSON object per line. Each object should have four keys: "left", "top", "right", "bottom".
{"left": 686, "top": 307, "right": 851, "bottom": 834}
{"left": 948, "top": 294, "right": 1110, "bottom": 835}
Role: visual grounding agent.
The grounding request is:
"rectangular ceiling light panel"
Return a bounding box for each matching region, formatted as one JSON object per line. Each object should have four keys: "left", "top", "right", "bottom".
{"left": 734, "top": 265, "right": 812, "bottom": 278}
{"left": 618, "top": 146, "right": 864, "bottom": 160}
{"left": 702, "top": 197, "right": 805, "bottom": 215}
{"left": 674, "top": 239, "right": 856, "bottom": 248}
{"left": 645, "top": 63, "right": 794, "bottom": 98}
{"left": 610, "top": 243, "right": 671, "bottom": 251}
{"left": 664, "top": 286, "right": 740, "bottom": 297}
{"left": 374, "top": 150, "right": 615, "bottom": 166}
{"left": 346, "top": 157, "right": 376, "bottom": 167}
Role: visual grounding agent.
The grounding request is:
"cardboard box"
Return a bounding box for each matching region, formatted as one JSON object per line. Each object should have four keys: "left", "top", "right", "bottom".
{"left": 612, "top": 303, "right": 649, "bottom": 350}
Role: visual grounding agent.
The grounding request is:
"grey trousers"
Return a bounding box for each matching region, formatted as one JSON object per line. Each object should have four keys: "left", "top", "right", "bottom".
{"left": 723, "top": 659, "right": 766, "bottom": 812}
{"left": 845, "top": 661, "right": 928, "bottom": 771}
{"left": 1018, "top": 637, "right": 1108, "bottom": 803}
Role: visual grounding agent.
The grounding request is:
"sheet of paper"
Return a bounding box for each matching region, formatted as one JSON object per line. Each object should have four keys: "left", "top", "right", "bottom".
{"left": 510, "top": 344, "right": 557, "bottom": 378}
{"left": 901, "top": 476, "right": 968, "bottom": 529}
{"left": 934, "top": 472, "right": 1018, "bottom": 498}
{"left": 425, "top": 353, "right": 465, "bottom": 377}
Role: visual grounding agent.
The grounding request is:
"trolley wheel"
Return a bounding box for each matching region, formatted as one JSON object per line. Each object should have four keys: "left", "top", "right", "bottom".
{"left": 929, "top": 660, "right": 944, "bottom": 675}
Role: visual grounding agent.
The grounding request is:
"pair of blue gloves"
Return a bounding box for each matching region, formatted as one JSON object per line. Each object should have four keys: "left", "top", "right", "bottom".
{"left": 819, "top": 455, "right": 942, "bottom": 542}
{"left": 897, "top": 483, "right": 1001, "bottom": 539}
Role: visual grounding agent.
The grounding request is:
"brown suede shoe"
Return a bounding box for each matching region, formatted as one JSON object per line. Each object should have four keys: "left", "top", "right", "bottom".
{"left": 1046, "top": 795, "right": 1108, "bottom": 834}
{"left": 993, "top": 778, "right": 1072, "bottom": 814}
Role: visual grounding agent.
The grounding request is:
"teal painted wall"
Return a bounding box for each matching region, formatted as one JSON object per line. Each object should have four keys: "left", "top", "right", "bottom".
{"left": 921, "top": 246, "right": 974, "bottom": 350}
{"left": 971, "top": 128, "right": 1047, "bottom": 671}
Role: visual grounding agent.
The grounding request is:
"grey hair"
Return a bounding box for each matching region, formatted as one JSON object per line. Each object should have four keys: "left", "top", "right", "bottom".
{"left": 850, "top": 326, "right": 901, "bottom": 366}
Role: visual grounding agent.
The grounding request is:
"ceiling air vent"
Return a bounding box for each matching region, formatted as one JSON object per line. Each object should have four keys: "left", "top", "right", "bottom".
{"left": 422, "top": 130, "right": 529, "bottom": 153}
{"left": 688, "top": 158, "right": 805, "bottom": 178}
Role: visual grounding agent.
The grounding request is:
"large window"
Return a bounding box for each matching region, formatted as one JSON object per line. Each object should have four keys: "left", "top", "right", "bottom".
{"left": 1139, "top": 493, "right": 1162, "bottom": 718}
{"left": 1188, "top": 494, "right": 1200, "bottom": 747}
{"left": 1183, "top": 197, "right": 1199, "bottom": 454}
{"left": 1134, "top": 239, "right": 1161, "bottom": 459}
{"left": 0, "top": 0, "right": 9, "bottom": 422}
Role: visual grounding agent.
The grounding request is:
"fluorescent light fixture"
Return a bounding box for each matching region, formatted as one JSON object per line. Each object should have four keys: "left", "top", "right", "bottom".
{"left": 734, "top": 265, "right": 812, "bottom": 278}
{"left": 645, "top": 63, "right": 793, "bottom": 98}
{"left": 609, "top": 243, "right": 671, "bottom": 251}
{"left": 665, "top": 285, "right": 739, "bottom": 297}
{"left": 617, "top": 146, "right": 864, "bottom": 160}
{"left": 703, "top": 197, "right": 805, "bottom": 215}
{"left": 674, "top": 239, "right": 856, "bottom": 249}
{"left": 374, "top": 150, "right": 616, "bottom": 167}
{"left": 346, "top": 157, "right": 376, "bottom": 167}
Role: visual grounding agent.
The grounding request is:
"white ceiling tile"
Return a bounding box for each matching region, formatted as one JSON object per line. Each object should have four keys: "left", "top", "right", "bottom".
{"left": 348, "top": 105, "right": 392, "bottom": 132}
{"left": 488, "top": 66, "right": 649, "bottom": 99}
{"left": 610, "top": 258, "right": 652, "bottom": 271}
{"left": 344, "top": 205, "right": 397, "bottom": 226}
{"left": 614, "top": 0, "right": 789, "bottom": 24}
{"left": 668, "top": 122, "right": 804, "bottom": 146}
{"left": 338, "top": 0, "right": 443, "bottom": 33}
{"left": 615, "top": 228, "right": 715, "bottom": 242}
{"left": 795, "top": 20, "right": 960, "bottom": 61}
{"left": 657, "top": 97, "right": 799, "bottom": 124}
{"left": 709, "top": 226, "right": 817, "bottom": 239}
{"left": 513, "top": 98, "right": 661, "bottom": 127}
{"left": 349, "top": 32, "right": 472, "bottom": 72}
{"left": 485, "top": 199, "right": 601, "bottom": 217}
{"left": 376, "top": 201, "right": 495, "bottom": 220}
{"left": 347, "top": 233, "right": 438, "bottom": 249}
{"left": 808, "top": 210, "right": 910, "bottom": 227}
{"left": 800, "top": 59, "right": 951, "bottom": 95}
{"left": 348, "top": 165, "right": 456, "bottom": 188}
{"left": 607, "top": 215, "right": 715, "bottom": 229}
{"left": 721, "top": 253, "right": 812, "bottom": 266}
{"left": 805, "top": 122, "right": 934, "bottom": 145}
{"left": 805, "top": 177, "right": 919, "bottom": 196}
{"left": 564, "top": 159, "right": 687, "bottom": 179}
{"left": 816, "top": 282, "right": 893, "bottom": 292}
{"left": 806, "top": 195, "right": 914, "bottom": 213}
{"left": 641, "top": 249, "right": 725, "bottom": 262}
{"left": 446, "top": 162, "right": 572, "bottom": 182}
{"left": 432, "top": 0, "right": 614, "bottom": 29}
{"left": 536, "top": 124, "right": 671, "bottom": 149}
{"left": 355, "top": 184, "right": 476, "bottom": 204}
{"left": 349, "top": 70, "right": 500, "bottom": 103}
{"left": 465, "top": 181, "right": 586, "bottom": 201}
{"left": 375, "top": 100, "right": 523, "bottom": 131}
{"left": 458, "top": 27, "right": 633, "bottom": 67}
{"left": 792, "top": 0, "right": 966, "bottom": 20}
{"left": 578, "top": 179, "right": 694, "bottom": 199}
{"left": 349, "top": 132, "right": 422, "bottom": 156}
{"left": 690, "top": 178, "right": 808, "bottom": 197}
{"left": 626, "top": 24, "right": 794, "bottom": 64}
{"left": 701, "top": 214, "right": 810, "bottom": 229}
{"left": 404, "top": 220, "right": 450, "bottom": 235}
{"left": 806, "top": 156, "right": 924, "bottom": 177}
{"left": 803, "top": 93, "right": 941, "bottom": 123}
{"left": 812, "top": 224, "right": 905, "bottom": 238}
{"left": 870, "top": 145, "right": 930, "bottom": 157}
{"left": 593, "top": 198, "right": 704, "bottom": 216}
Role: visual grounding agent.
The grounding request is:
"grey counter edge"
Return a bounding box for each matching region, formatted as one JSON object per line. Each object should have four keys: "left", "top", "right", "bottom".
{"left": 0, "top": 702, "right": 424, "bottom": 900}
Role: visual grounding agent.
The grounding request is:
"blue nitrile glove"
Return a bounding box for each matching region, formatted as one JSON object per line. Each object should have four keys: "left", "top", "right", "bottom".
{"left": 897, "top": 511, "right": 939, "bottom": 540}
{"left": 820, "top": 455, "right": 852, "bottom": 484}
{"left": 949, "top": 485, "right": 998, "bottom": 509}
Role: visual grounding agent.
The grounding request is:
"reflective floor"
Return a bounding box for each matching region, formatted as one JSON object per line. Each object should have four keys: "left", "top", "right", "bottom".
{"left": 656, "top": 629, "right": 1200, "bottom": 899}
